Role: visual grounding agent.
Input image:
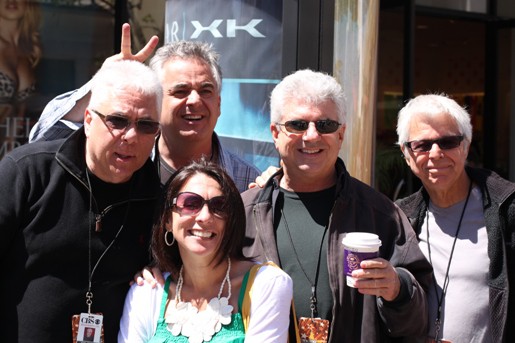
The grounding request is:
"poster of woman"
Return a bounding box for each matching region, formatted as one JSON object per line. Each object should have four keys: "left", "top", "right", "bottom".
{"left": 0, "top": 0, "right": 41, "bottom": 158}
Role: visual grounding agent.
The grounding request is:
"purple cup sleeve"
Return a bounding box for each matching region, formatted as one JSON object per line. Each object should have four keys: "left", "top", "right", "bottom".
{"left": 343, "top": 249, "right": 379, "bottom": 276}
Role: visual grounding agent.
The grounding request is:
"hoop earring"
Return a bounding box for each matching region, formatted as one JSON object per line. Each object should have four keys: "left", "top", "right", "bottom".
{"left": 165, "top": 231, "right": 175, "bottom": 246}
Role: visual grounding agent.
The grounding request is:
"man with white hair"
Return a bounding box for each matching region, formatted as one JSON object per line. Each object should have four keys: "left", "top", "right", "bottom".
{"left": 0, "top": 60, "right": 162, "bottom": 342}
{"left": 396, "top": 93, "right": 515, "bottom": 342}
{"left": 30, "top": 24, "right": 259, "bottom": 193}
{"left": 242, "top": 69, "right": 432, "bottom": 342}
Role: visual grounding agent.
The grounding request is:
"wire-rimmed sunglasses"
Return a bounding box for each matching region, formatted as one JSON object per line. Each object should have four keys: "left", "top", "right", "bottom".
{"left": 404, "top": 135, "right": 464, "bottom": 153}
{"left": 171, "top": 192, "right": 227, "bottom": 217}
{"left": 90, "top": 109, "right": 160, "bottom": 135}
{"left": 275, "top": 119, "right": 341, "bottom": 135}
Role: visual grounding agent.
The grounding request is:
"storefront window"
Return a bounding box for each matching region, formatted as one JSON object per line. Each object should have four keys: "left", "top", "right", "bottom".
{"left": 0, "top": 0, "right": 165, "bottom": 159}
{"left": 416, "top": 0, "right": 487, "bottom": 13}
{"left": 376, "top": 8, "right": 488, "bottom": 199}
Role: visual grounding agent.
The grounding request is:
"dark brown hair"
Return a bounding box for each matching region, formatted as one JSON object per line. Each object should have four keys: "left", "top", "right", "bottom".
{"left": 151, "top": 158, "right": 248, "bottom": 275}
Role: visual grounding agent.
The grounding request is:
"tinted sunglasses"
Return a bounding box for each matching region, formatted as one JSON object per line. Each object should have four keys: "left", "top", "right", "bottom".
{"left": 172, "top": 192, "right": 226, "bottom": 217}
{"left": 404, "top": 135, "right": 464, "bottom": 153}
{"left": 276, "top": 119, "right": 341, "bottom": 134}
{"left": 90, "top": 109, "right": 160, "bottom": 135}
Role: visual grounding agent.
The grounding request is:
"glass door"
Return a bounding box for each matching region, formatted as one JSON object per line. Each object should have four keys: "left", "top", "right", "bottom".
{"left": 376, "top": 3, "right": 489, "bottom": 199}
{"left": 495, "top": 21, "right": 515, "bottom": 180}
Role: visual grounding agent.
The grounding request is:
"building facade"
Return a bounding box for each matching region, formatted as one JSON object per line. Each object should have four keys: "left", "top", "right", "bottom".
{"left": 3, "top": 0, "right": 513, "bottom": 199}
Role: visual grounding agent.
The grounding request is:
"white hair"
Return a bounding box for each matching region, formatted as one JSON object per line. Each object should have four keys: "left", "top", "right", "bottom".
{"left": 397, "top": 93, "right": 473, "bottom": 147}
{"left": 89, "top": 60, "right": 162, "bottom": 117}
{"left": 270, "top": 69, "right": 346, "bottom": 124}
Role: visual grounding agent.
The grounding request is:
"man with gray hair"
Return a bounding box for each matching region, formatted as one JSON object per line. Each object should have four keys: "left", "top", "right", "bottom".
{"left": 242, "top": 69, "right": 432, "bottom": 342}
{"left": 30, "top": 24, "right": 259, "bottom": 193}
{"left": 396, "top": 93, "right": 515, "bottom": 342}
{"left": 0, "top": 60, "right": 162, "bottom": 342}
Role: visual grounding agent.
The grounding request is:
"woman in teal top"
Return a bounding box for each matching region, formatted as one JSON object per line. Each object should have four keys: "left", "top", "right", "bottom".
{"left": 118, "top": 160, "right": 293, "bottom": 342}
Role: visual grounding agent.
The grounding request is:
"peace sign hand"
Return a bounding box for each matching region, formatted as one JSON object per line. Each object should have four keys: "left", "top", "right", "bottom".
{"left": 103, "top": 23, "right": 159, "bottom": 67}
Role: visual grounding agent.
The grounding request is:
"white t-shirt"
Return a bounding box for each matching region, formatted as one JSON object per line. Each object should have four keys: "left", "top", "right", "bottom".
{"left": 419, "top": 186, "right": 491, "bottom": 342}
{"left": 118, "top": 263, "right": 293, "bottom": 342}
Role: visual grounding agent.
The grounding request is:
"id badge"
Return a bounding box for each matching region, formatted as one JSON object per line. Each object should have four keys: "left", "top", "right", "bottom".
{"left": 72, "top": 313, "right": 104, "bottom": 343}
{"left": 299, "top": 317, "right": 329, "bottom": 343}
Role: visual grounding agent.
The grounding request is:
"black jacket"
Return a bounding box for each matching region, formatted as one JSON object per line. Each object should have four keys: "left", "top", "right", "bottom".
{"left": 0, "top": 128, "right": 160, "bottom": 342}
{"left": 396, "top": 166, "right": 515, "bottom": 342}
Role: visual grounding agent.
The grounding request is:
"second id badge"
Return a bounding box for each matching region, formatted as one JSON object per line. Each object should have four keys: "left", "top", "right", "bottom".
{"left": 299, "top": 317, "right": 329, "bottom": 343}
{"left": 72, "top": 313, "right": 104, "bottom": 343}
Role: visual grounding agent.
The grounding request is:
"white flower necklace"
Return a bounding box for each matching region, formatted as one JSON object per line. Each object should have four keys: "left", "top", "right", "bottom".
{"left": 165, "top": 257, "right": 233, "bottom": 343}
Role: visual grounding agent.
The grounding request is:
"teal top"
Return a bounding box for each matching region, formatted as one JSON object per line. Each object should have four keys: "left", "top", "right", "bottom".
{"left": 148, "top": 270, "right": 250, "bottom": 343}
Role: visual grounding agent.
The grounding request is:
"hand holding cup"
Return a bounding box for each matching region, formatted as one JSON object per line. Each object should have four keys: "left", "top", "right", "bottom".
{"left": 342, "top": 232, "right": 401, "bottom": 301}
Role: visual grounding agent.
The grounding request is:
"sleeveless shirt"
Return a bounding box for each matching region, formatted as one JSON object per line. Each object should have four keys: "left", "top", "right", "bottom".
{"left": 148, "top": 271, "right": 250, "bottom": 342}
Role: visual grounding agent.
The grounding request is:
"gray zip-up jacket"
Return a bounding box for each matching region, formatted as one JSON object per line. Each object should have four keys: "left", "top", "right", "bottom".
{"left": 242, "top": 158, "right": 433, "bottom": 342}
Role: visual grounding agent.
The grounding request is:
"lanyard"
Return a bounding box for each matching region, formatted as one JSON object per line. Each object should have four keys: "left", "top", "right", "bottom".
{"left": 85, "top": 169, "right": 131, "bottom": 313}
{"left": 426, "top": 181, "right": 472, "bottom": 341}
{"left": 281, "top": 208, "right": 328, "bottom": 318}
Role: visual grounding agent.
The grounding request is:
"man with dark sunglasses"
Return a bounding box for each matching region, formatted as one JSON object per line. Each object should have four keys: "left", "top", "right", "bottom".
{"left": 396, "top": 93, "right": 515, "bottom": 342}
{"left": 242, "top": 69, "right": 432, "bottom": 342}
{"left": 0, "top": 60, "right": 163, "bottom": 342}
{"left": 88, "top": 108, "right": 160, "bottom": 136}
{"left": 29, "top": 24, "right": 259, "bottom": 193}
{"left": 404, "top": 135, "right": 464, "bottom": 153}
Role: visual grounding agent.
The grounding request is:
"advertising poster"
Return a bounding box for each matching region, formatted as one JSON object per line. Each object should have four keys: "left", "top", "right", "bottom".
{"left": 0, "top": 0, "right": 42, "bottom": 158}
{"left": 164, "top": 0, "right": 284, "bottom": 170}
{"left": 0, "top": 1, "right": 114, "bottom": 160}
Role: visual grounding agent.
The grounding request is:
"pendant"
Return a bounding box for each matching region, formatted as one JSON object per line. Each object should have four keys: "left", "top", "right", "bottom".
{"left": 166, "top": 297, "right": 233, "bottom": 343}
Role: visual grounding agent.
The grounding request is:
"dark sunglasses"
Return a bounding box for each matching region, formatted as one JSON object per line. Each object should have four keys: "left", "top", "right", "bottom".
{"left": 404, "top": 135, "right": 464, "bottom": 153}
{"left": 172, "top": 192, "right": 226, "bottom": 217}
{"left": 90, "top": 109, "right": 160, "bottom": 135}
{"left": 276, "top": 119, "right": 341, "bottom": 134}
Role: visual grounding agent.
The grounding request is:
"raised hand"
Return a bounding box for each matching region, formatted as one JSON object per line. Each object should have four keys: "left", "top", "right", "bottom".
{"left": 103, "top": 23, "right": 159, "bottom": 66}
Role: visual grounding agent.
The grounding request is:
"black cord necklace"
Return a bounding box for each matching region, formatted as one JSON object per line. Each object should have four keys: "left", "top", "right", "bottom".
{"left": 426, "top": 180, "right": 473, "bottom": 341}
{"left": 281, "top": 208, "right": 328, "bottom": 318}
{"left": 85, "top": 169, "right": 132, "bottom": 314}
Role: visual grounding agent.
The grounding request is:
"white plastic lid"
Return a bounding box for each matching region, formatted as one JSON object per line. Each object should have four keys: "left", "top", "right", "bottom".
{"left": 341, "top": 232, "right": 382, "bottom": 251}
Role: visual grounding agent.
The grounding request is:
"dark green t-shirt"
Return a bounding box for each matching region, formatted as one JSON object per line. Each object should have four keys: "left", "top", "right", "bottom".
{"left": 275, "top": 186, "right": 335, "bottom": 322}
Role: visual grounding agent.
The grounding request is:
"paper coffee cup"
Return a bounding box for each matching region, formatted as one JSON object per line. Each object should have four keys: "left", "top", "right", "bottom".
{"left": 341, "top": 232, "right": 382, "bottom": 287}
